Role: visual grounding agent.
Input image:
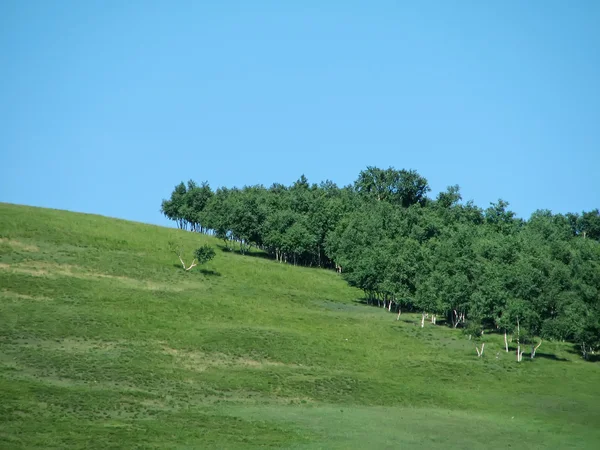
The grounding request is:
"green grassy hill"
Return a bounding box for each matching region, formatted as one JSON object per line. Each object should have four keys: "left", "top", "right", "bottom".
{"left": 1, "top": 202, "right": 599, "bottom": 449}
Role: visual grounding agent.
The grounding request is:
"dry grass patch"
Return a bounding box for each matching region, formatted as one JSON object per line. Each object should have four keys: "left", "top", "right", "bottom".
{"left": 0, "top": 262, "right": 183, "bottom": 291}
{"left": 2, "top": 337, "right": 120, "bottom": 354}
{"left": 7, "top": 369, "right": 150, "bottom": 394}
{"left": 0, "top": 238, "right": 39, "bottom": 252}
{"left": 0, "top": 289, "right": 51, "bottom": 301}
{"left": 162, "top": 345, "right": 300, "bottom": 372}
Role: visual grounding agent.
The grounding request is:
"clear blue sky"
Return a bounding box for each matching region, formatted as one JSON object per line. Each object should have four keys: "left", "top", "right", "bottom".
{"left": 1, "top": 1, "right": 598, "bottom": 226}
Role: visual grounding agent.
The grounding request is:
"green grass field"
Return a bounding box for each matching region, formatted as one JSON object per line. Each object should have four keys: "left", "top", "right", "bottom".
{"left": 1, "top": 202, "right": 599, "bottom": 449}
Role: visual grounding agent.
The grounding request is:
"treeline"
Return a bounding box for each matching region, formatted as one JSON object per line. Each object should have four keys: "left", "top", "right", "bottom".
{"left": 161, "top": 167, "right": 600, "bottom": 359}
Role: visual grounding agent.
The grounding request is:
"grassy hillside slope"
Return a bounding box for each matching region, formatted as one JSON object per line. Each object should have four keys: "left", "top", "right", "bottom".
{"left": 1, "top": 202, "right": 599, "bottom": 449}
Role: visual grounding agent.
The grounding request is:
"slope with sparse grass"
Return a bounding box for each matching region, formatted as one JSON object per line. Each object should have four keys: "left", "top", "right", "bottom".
{"left": 1, "top": 202, "right": 599, "bottom": 449}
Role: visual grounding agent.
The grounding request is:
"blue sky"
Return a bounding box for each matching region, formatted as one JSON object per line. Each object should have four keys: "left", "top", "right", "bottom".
{"left": 1, "top": 1, "right": 598, "bottom": 226}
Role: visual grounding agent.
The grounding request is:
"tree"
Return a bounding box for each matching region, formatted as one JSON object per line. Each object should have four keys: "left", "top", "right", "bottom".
{"left": 581, "top": 209, "right": 600, "bottom": 240}
{"left": 354, "top": 166, "right": 430, "bottom": 207}
{"left": 485, "top": 199, "right": 520, "bottom": 235}
{"left": 169, "top": 240, "right": 215, "bottom": 272}
{"left": 203, "top": 187, "right": 234, "bottom": 249}
{"left": 577, "top": 314, "right": 600, "bottom": 360}
{"left": 195, "top": 244, "right": 216, "bottom": 265}
{"left": 227, "top": 186, "right": 267, "bottom": 254}
{"left": 183, "top": 180, "right": 213, "bottom": 232}
{"left": 436, "top": 185, "right": 462, "bottom": 209}
{"left": 161, "top": 182, "right": 188, "bottom": 229}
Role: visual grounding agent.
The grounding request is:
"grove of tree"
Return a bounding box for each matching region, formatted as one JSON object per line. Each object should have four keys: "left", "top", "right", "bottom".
{"left": 161, "top": 167, "right": 600, "bottom": 359}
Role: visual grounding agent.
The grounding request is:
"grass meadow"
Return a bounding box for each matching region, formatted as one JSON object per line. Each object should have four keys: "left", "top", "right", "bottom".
{"left": 1, "top": 203, "right": 599, "bottom": 449}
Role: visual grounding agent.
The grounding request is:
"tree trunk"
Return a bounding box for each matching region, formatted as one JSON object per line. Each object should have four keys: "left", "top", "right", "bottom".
{"left": 516, "top": 317, "right": 525, "bottom": 362}
{"left": 531, "top": 339, "right": 542, "bottom": 359}
{"left": 504, "top": 331, "right": 509, "bottom": 352}
{"left": 421, "top": 313, "right": 425, "bottom": 328}
{"left": 516, "top": 317, "right": 521, "bottom": 362}
{"left": 475, "top": 343, "right": 485, "bottom": 357}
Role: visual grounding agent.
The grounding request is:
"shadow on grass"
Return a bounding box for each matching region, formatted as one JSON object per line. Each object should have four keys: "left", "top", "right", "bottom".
{"left": 171, "top": 264, "right": 221, "bottom": 276}
{"left": 353, "top": 298, "right": 454, "bottom": 323}
{"left": 353, "top": 297, "right": 405, "bottom": 307}
{"left": 199, "top": 269, "right": 221, "bottom": 277}
{"left": 398, "top": 318, "right": 418, "bottom": 325}
{"left": 217, "top": 244, "right": 340, "bottom": 272}
{"left": 565, "top": 345, "right": 600, "bottom": 362}
{"left": 217, "top": 245, "right": 273, "bottom": 261}
{"left": 534, "top": 352, "right": 570, "bottom": 362}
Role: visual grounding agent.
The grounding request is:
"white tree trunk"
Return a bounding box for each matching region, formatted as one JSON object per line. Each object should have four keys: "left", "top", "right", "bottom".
{"left": 421, "top": 313, "right": 425, "bottom": 328}
{"left": 504, "top": 331, "right": 509, "bottom": 352}
{"left": 177, "top": 253, "right": 197, "bottom": 271}
{"left": 516, "top": 317, "right": 523, "bottom": 362}
{"left": 475, "top": 343, "right": 485, "bottom": 357}
{"left": 452, "top": 310, "right": 462, "bottom": 328}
